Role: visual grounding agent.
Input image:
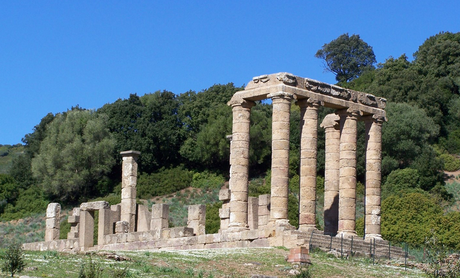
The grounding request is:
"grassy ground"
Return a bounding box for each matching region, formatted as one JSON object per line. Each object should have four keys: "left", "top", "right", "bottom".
{"left": 1, "top": 247, "right": 426, "bottom": 278}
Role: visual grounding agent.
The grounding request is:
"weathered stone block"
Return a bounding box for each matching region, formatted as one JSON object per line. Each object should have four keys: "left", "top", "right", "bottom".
{"left": 46, "top": 218, "right": 60, "bottom": 229}
{"left": 45, "top": 228, "right": 59, "bottom": 242}
{"left": 152, "top": 204, "right": 169, "bottom": 219}
{"left": 46, "top": 203, "right": 61, "bottom": 218}
{"left": 137, "top": 204, "right": 151, "bottom": 232}
{"left": 115, "top": 221, "right": 129, "bottom": 234}
{"left": 219, "top": 207, "right": 230, "bottom": 219}
{"left": 121, "top": 186, "right": 136, "bottom": 199}
{"left": 68, "top": 215, "right": 80, "bottom": 224}
{"left": 80, "top": 201, "right": 109, "bottom": 211}
{"left": 219, "top": 188, "right": 231, "bottom": 201}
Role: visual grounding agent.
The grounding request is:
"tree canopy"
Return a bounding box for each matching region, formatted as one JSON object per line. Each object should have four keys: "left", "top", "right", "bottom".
{"left": 315, "top": 33, "right": 376, "bottom": 83}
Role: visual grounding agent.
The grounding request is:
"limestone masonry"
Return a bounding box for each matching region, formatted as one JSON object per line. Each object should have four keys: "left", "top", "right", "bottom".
{"left": 23, "top": 73, "right": 387, "bottom": 256}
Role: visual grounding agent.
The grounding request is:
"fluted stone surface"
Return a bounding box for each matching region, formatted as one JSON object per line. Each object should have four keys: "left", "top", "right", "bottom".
{"left": 298, "top": 99, "right": 320, "bottom": 231}
{"left": 364, "top": 116, "right": 384, "bottom": 241}
{"left": 321, "top": 114, "right": 340, "bottom": 235}
{"left": 269, "top": 92, "right": 293, "bottom": 222}
{"left": 337, "top": 109, "right": 359, "bottom": 238}
{"left": 227, "top": 99, "right": 255, "bottom": 231}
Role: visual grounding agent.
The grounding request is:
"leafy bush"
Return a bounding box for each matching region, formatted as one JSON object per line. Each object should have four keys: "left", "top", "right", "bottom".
{"left": 191, "top": 171, "right": 225, "bottom": 190}
{"left": 79, "top": 254, "right": 103, "bottom": 278}
{"left": 1, "top": 243, "right": 26, "bottom": 277}
{"left": 137, "top": 166, "right": 193, "bottom": 199}
{"left": 1, "top": 186, "right": 47, "bottom": 221}
{"left": 382, "top": 192, "right": 443, "bottom": 246}
{"left": 382, "top": 168, "right": 422, "bottom": 200}
{"left": 439, "top": 153, "right": 460, "bottom": 172}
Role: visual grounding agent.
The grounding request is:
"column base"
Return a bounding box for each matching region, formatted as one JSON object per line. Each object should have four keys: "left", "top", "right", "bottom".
{"left": 226, "top": 223, "right": 249, "bottom": 233}
{"left": 298, "top": 224, "right": 317, "bottom": 233}
{"left": 336, "top": 230, "right": 357, "bottom": 239}
{"left": 364, "top": 234, "right": 383, "bottom": 242}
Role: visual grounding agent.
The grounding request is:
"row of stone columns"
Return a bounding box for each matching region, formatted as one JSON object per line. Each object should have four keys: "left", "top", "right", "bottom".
{"left": 227, "top": 94, "right": 383, "bottom": 240}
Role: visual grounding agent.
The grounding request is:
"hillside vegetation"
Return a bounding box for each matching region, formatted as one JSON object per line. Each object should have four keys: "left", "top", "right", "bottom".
{"left": 1, "top": 32, "right": 460, "bottom": 251}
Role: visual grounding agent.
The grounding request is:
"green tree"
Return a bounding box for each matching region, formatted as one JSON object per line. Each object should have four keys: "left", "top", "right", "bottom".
{"left": 315, "top": 33, "right": 376, "bottom": 83}
{"left": 1, "top": 243, "right": 26, "bottom": 277}
{"left": 31, "top": 109, "right": 116, "bottom": 203}
{"left": 0, "top": 175, "right": 19, "bottom": 214}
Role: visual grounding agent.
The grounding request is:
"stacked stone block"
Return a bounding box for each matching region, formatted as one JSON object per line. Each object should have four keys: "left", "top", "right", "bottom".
{"left": 120, "top": 150, "right": 140, "bottom": 232}
{"left": 79, "top": 201, "right": 110, "bottom": 248}
{"left": 151, "top": 204, "right": 169, "bottom": 237}
{"left": 67, "top": 207, "right": 80, "bottom": 239}
{"left": 187, "top": 204, "right": 206, "bottom": 236}
{"left": 45, "top": 203, "right": 61, "bottom": 242}
{"left": 218, "top": 188, "right": 230, "bottom": 231}
{"left": 258, "top": 194, "right": 270, "bottom": 230}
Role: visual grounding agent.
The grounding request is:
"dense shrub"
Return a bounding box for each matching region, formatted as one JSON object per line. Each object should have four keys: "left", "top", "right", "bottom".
{"left": 205, "top": 202, "right": 222, "bottom": 234}
{"left": 191, "top": 171, "right": 225, "bottom": 190}
{"left": 136, "top": 167, "right": 193, "bottom": 199}
{"left": 382, "top": 192, "right": 442, "bottom": 246}
{"left": 382, "top": 168, "right": 422, "bottom": 200}
{"left": 439, "top": 153, "right": 460, "bottom": 172}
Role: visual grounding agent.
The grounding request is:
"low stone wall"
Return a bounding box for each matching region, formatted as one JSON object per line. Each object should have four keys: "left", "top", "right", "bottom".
{"left": 22, "top": 239, "right": 78, "bottom": 252}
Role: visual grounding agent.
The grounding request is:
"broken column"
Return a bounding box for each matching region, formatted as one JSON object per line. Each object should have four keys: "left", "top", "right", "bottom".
{"left": 364, "top": 115, "right": 384, "bottom": 241}
{"left": 187, "top": 204, "right": 206, "bottom": 236}
{"left": 298, "top": 99, "right": 321, "bottom": 231}
{"left": 67, "top": 207, "right": 80, "bottom": 239}
{"left": 219, "top": 188, "right": 231, "bottom": 232}
{"left": 227, "top": 99, "right": 255, "bottom": 231}
{"left": 320, "top": 114, "right": 341, "bottom": 236}
{"left": 337, "top": 109, "right": 359, "bottom": 238}
{"left": 120, "top": 150, "right": 141, "bottom": 232}
{"left": 269, "top": 92, "right": 293, "bottom": 225}
{"left": 45, "top": 203, "right": 61, "bottom": 242}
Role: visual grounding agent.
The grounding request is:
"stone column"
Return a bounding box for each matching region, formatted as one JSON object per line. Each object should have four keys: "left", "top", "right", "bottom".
{"left": 45, "top": 203, "right": 61, "bottom": 242}
{"left": 79, "top": 210, "right": 94, "bottom": 248}
{"left": 219, "top": 188, "right": 231, "bottom": 232}
{"left": 151, "top": 204, "right": 169, "bottom": 238}
{"left": 269, "top": 92, "right": 293, "bottom": 225}
{"left": 227, "top": 99, "right": 255, "bottom": 231}
{"left": 364, "top": 115, "right": 384, "bottom": 241}
{"left": 120, "top": 150, "right": 141, "bottom": 232}
{"left": 320, "top": 114, "right": 341, "bottom": 236}
{"left": 298, "top": 99, "right": 321, "bottom": 232}
{"left": 337, "top": 109, "right": 360, "bottom": 238}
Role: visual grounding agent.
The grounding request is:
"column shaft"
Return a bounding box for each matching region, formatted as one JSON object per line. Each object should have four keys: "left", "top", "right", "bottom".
{"left": 269, "top": 92, "right": 293, "bottom": 222}
{"left": 320, "top": 114, "right": 340, "bottom": 235}
{"left": 298, "top": 99, "right": 320, "bottom": 231}
{"left": 228, "top": 99, "right": 254, "bottom": 231}
{"left": 337, "top": 109, "right": 359, "bottom": 238}
{"left": 120, "top": 150, "right": 141, "bottom": 232}
{"left": 364, "top": 116, "right": 384, "bottom": 241}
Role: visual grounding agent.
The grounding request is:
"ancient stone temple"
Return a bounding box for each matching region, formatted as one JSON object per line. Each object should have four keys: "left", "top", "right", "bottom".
{"left": 227, "top": 72, "right": 386, "bottom": 240}
{"left": 23, "top": 72, "right": 387, "bottom": 254}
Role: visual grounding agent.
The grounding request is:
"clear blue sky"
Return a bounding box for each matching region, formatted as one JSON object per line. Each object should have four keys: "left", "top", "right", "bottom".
{"left": 1, "top": 1, "right": 458, "bottom": 145}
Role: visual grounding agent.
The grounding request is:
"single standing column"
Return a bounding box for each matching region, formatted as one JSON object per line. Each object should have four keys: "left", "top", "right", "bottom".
{"left": 320, "top": 114, "right": 340, "bottom": 236}
{"left": 227, "top": 98, "right": 255, "bottom": 231}
{"left": 337, "top": 109, "right": 359, "bottom": 238}
{"left": 269, "top": 92, "right": 293, "bottom": 224}
{"left": 298, "top": 99, "right": 321, "bottom": 231}
{"left": 364, "top": 115, "right": 384, "bottom": 241}
{"left": 120, "top": 150, "right": 141, "bottom": 232}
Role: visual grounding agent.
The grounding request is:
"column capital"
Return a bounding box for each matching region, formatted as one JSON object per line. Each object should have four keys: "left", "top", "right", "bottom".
{"left": 320, "top": 113, "right": 340, "bottom": 129}
{"left": 297, "top": 98, "right": 323, "bottom": 109}
{"left": 361, "top": 114, "right": 387, "bottom": 124}
{"left": 336, "top": 108, "right": 362, "bottom": 119}
{"left": 267, "top": 92, "right": 294, "bottom": 100}
{"left": 120, "top": 150, "right": 141, "bottom": 158}
{"left": 228, "top": 98, "right": 256, "bottom": 109}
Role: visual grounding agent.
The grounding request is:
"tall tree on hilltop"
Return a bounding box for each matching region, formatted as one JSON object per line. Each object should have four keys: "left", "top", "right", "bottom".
{"left": 316, "top": 33, "right": 376, "bottom": 83}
